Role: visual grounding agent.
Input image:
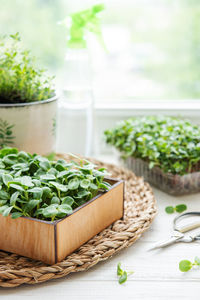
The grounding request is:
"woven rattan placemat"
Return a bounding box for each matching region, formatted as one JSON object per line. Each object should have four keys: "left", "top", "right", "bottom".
{"left": 0, "top": 154, "right": 157, "bottom": 288}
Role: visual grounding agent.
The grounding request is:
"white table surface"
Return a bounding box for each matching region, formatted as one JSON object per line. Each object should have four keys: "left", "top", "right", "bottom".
{"left": 1, "top": 159, "right": 200, "bottom": 299}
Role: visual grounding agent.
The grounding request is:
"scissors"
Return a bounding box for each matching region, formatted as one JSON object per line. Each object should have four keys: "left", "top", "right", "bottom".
{"left": 149, "top": 212, "right": 200, "bottom": 251}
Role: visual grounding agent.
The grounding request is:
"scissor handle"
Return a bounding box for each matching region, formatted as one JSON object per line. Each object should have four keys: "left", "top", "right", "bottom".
{"left": 173, "top": 212, "right": 200, "bottom": 233}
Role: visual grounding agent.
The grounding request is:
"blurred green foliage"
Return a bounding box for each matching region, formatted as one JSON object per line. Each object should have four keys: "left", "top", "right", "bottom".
{"left": 0, "top": 0, "right": 66, "bottom": 72}
{"left": 105, "top": 116, "right": 200, "bottom": 175}
{"left": 1, "top": 0, "right": 200, "bottom": 99}
{"left": 0, "top": 33, "right": 55, "bottom": 103}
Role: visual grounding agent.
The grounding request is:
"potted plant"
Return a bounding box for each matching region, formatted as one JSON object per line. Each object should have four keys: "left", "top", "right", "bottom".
{"left": 0, "top": 148, "right": 124, "bottom": 264}
{"left": 104, "top": 116, "right": 200, "bottom": 195}
{"left": 0, "top": 33, "right": 57, "bottom": 155}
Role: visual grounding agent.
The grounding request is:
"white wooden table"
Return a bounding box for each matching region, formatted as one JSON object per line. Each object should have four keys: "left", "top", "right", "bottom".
{"left": 1, "top": 165, "right": 200, "bottom": 299}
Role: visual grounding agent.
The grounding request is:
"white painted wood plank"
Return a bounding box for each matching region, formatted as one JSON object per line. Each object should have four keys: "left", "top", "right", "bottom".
{"left": 1, "top": 281, "right": 200, "bottom": 300}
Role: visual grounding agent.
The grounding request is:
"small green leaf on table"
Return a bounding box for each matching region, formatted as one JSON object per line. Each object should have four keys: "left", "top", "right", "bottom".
{"left": 179, "top": 257, "right": 200, "bottom": 272}
{"left": 165, "top": 206, "right": 175, "bottom": 214}
{"left": 117, "top": 262, "right": 133, "bottom": 284}
{"left": 165, "top": 204, "right": 187, "bottom": 214}
{"left": 175, "top": 204, "right": 187, "bottom": 213}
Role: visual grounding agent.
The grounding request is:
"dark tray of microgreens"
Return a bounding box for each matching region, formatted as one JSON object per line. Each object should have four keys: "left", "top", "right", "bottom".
{"left": 0, "top": 148, "right": 111, "bottom": 221}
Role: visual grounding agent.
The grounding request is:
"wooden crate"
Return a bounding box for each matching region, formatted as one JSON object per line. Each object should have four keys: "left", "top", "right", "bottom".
{"left": 0, "top": 178, "right": 124, "bottom": 264}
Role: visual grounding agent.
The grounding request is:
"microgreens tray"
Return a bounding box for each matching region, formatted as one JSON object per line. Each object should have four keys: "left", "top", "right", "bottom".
{"left": 0, "top": 148, "right": 111, "bottom": 221}
{"left": 105, "top": 116, "right": 200, "bottom": 195}
{"left": 0, "top": 148, "right": 124, "bottom": 263}
{"left": 122, "top": 157, "right": 200, "bottom": 195}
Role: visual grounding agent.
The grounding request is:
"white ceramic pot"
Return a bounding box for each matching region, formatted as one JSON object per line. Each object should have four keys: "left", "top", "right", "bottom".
{"left": 0, "top": 96, "right": 58, "bottom": 155}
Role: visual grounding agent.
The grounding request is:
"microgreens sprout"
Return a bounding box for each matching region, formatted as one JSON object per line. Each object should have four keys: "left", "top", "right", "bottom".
{"left": 179, "top": 257, "right": 200, "bottom": 272}
{"left": 104, "top": 116, "right": 200, "bottom": 175}
{"left": 117, "top": 262, "right": 133, "bottom": 284}
{"left": 0, "top": 148, "right": 111, "bottom": 221}
{"left": 165, "top": 204, "right": 187, "bottom": 214}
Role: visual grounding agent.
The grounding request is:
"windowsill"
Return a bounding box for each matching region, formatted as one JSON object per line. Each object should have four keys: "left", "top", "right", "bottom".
{"left": 93, "top": 99, "right": 200, "bottom": 117}
{"left": 95, "top": 99, "right": 200, "bottom": 110}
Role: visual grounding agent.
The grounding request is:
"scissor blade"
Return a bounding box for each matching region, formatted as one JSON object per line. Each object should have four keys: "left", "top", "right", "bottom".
{"left": 149, "top": 232, "right": 184, "bottom": 251}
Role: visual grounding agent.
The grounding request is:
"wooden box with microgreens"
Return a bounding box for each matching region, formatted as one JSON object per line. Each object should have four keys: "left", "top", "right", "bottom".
{"left": 0, "top": 148, "right": 124, "bottom": 264}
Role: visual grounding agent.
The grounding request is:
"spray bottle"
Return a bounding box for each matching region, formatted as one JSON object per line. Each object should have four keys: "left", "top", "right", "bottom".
{"left": 58, "top": 4, "right": 105, "bottom": 156}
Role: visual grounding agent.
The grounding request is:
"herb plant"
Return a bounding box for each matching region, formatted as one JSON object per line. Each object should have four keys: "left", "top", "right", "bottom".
{"left": 165, "top": 204, "right": 187, "bottom": 214}
{"left": 0, "top": 148, "right": 111, "bottom": 221}
{"left": 117, "top": 262, "right": 133, "bottom": 284}
{"left": 104, "top": 116, "right": 200, "bottom": 175}
{"left": 0, "top": 33, "right": 55, "bottom": 104}
{"left": 179, "top": 257, "right": 200, "bottom": 272}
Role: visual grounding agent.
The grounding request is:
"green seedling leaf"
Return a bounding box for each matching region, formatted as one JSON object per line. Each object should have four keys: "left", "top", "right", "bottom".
{"left": 0, "top": 205, "right": 8, "bottom": 214}
{"left": 12, "top": 163, "right": 29, "bottom": 171}
{"left": 179, "top": 260, "right": 193, "bottom": 272}
{"left": 40, "top": 174, "right": 56, "bottom": 181}
{"left": 0, "top": 148, "right": 18, "bottom": 156}
{"left": 39, "top": 160, "right": 51, "bottom": 171}
{"left": 18, "top": 151, "right": 30, "bottom": 160}
{"left": 2, "top": 174, "right": 13, "bottom": 186}
{"left": 28, "top": 187, "right": 43, "bottom": 193}
{"left": 58, "top": 204, "right": 73, "bottom": 215}
{"left": 10, "top": 191, "right": 19, "bottom": 206}
{"left": 42, "top": 205, "right": 58, "bottom": 218}
{"left": 62, "top": 196, "right": 74, "bottom": 206}
{"left": 80, "top": 179, "right": 90, "bottom": 189}
{"left": 165, "top": 206, "right": 175, "bottom": 214}
{"left": 165, "top": 204, "right": 187, "bottom": 214}
{"left": 0, "top": 190, "right": 10, "bottom": 199}
{"left": 118, "top": 271, "right": 127, "bottom": 284}
{"left": 179, "top": 256, "right": 200, "bottom": 272}
{"left": 34, "top": 208, "right": 44, "bottom": 217}
{"left": 20, "top": 176, "right": 34, "bottom": 187}
{"left": 24, "top": 200, "right": 40, "bottom": 212}
{"left": 68, "top": 178, "right": 79, "bottom": 190}
{"left": 55, "top": 163, "right": 66, "bottom": 171}
{"left": 28, "top": 187, "right": 43, "bottom": 198}
{"left": 9, "top": 183, "right": 25, "bottom": 191}
{"left": 90, "top": 183, "right": 98, "bottom": 190}
{"left": 3, "top": 206, "right": 13, "bottom": 216}
{"left": 51, "top": 196, "right": 60, "bottom": 205}
{"left": 48, "top": 168, "right": 58, "bottom": 176}
{"left": 29, "top": 162, "right": 39, "bottom": 174}
{"left": 77, "top": 190, "right": 90, "bottom": 198}
{"left": 57, "top": 170, "right": 69, "bottom": 178}
{"left": 32, "top": 179, "right": 41, "bottom": 187}
{"left": 175, "top": 204, "right": 187, "bottom": 213}
{"left": 11, "top": 212, "right": 23, "bottom": 219}
{"left": 0, "top": 161, "right": 5, "bottom": 168}
{"left": 0, "top": 200, "right": 7, "bottom": 206}
{"left": 194, "top": 257, "right": 200, "bottom": 266}
{"left": 99, "top": 182, "right": 111, "bottom": 190}
{"left": 3, "top": 155, "right": 17, "bottom": 166}
{"left": 117, "top": 263, "right": 133, "bottom": 284}
{"left": 42, "top": 187, "right": 52, "bottom": 200}
{"left": 117, "top": 262, "right": 123, "bottom": 276}
{"left": 49, "top": 181, "right": 68, "bottom": 192}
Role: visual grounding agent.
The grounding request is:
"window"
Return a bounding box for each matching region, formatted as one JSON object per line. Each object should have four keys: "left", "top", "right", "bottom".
{"left": 1, "top": 0, "right": 200, "bottom": 103}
